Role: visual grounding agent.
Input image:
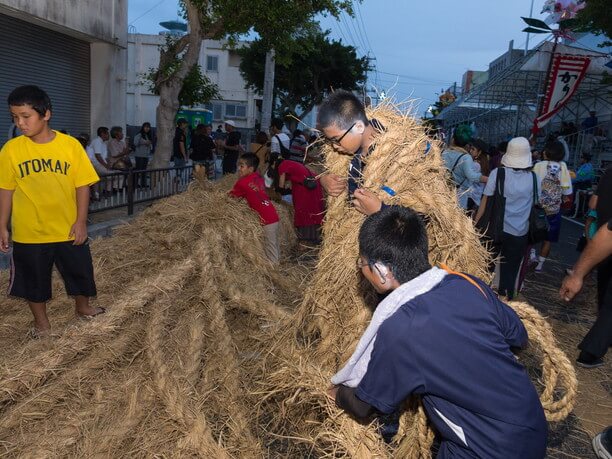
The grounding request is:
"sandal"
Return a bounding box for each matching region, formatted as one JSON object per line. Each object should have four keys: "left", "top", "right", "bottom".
{"left": 76, "top": 307, "right": 107, "bottom": 321}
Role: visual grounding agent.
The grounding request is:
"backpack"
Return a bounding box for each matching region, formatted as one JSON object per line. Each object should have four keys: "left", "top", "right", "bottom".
{"left": 274, "top": 135, "right": 292, "bottom": 160}
{"left": 539, "top": 162, "right": 563, "bottom": 215}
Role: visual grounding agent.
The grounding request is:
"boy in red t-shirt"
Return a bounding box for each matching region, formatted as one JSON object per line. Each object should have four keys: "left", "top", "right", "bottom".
{"left": 230, "top": 153, "right": 280, "bottom": 263}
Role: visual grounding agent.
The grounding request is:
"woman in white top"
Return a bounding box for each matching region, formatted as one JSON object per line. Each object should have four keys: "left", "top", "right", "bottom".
{"left": 475, "top": 137, "right": 536, "bottom": 300}
{"left": 466, "top": 139, "right": 490, "bottom": 214}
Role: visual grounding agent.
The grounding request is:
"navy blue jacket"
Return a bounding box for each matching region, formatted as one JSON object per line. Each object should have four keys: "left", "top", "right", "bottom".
{"left": 353, "top": 274, "right": 547, "bottom": 458}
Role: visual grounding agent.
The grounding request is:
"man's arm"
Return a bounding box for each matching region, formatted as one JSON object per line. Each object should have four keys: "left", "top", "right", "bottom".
{"left": 0, "top": 189, "right": 14, "bottom": 252}
{"left": 70, "top": 186, "right": 90, "bottom": 245}
{"left": 560, "top": 222, "right": 612, "bottom": 301}
{"left": 94, "top": 153, "right": 110, "bottom": 169}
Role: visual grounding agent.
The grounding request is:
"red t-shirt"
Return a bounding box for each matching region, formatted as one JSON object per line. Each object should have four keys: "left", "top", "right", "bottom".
{"left": 230, "top": 172, "right": 279, "bottom": 225}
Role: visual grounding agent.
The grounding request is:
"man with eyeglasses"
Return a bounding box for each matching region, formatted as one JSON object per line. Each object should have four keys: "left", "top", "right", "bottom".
{"left": 316, "top": 90, "right": 384, "bottom": 213}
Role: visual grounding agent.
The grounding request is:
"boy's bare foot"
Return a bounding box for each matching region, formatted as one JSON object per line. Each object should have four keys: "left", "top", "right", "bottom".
{"left": 28, "top": 323, "right": 51, "bottom": 340}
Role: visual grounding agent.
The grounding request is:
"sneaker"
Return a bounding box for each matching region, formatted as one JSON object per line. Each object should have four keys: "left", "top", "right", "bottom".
{"left": 535, "top": 263, "right": 544, "bottom": 273}
{"left": 529, "top": 248, "right": 538, "bottom": 264}
{"left": 593, "top": 426, "right": 612, "bottom": 459}
{"left": 576, "top": 354, "right": 604, "bottom": 369}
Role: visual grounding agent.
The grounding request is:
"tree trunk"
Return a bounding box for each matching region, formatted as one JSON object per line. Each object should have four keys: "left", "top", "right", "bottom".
{"left": 152, "top": 83, "right": 182, "bottom": 168}
{"left": 150, "top": 0, "right": 204, "bottom": 169}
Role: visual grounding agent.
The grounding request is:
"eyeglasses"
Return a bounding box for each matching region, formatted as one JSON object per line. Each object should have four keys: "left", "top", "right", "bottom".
{"left": 324, "top": 122, "right": 356, "bottom": 146}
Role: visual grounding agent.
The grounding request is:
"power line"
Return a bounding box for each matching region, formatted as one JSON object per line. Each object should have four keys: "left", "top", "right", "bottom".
{"left": 354, "top": 2, "right": 374, "bottom": 54}
{"left": 377, "top": 70, "right": 453, "bottom": 85}
{"left": 129, "top": 0, "right": 168, "bottom": 26}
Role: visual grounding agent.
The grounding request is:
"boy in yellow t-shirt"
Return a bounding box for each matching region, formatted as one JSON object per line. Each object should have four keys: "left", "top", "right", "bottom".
{"left": 0, "top": 85, "right": 103, "bottom": 338}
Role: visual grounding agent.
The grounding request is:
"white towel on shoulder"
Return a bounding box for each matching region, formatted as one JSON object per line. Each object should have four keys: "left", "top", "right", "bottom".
{"left": 331, "top": 267, "right": 447, "bottom": 388}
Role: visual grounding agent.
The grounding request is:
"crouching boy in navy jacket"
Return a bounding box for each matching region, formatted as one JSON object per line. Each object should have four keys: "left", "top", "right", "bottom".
{"left": 329, "top": 205, "right": 547, "bottom": 458}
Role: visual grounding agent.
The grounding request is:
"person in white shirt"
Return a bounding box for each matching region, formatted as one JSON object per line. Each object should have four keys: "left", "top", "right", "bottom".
{"left": 88, "top": 126, "right": 112, "bottom": 193}
{"left": 269, "top": 118, "right": 290, "bottom": 162}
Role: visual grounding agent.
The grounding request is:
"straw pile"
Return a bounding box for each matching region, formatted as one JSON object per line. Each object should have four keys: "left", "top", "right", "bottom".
{"left": 0, "top": 103, "right": 576, "bottom": 458}
{"left": 0, "top": 176, "right": 301, "bottom": 457}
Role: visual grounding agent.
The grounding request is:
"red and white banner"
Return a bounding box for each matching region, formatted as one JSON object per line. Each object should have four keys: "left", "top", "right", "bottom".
{"left": 532, "top": 54, "right": 590, "bottom": 133}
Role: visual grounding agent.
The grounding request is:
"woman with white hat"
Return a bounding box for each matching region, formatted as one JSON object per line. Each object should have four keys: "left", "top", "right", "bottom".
{"left": 475, "top": 137, "right": 539, "bottom": 300}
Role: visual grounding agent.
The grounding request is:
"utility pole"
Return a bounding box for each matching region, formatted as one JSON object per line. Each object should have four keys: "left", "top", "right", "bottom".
{"left": 525, "top": 0, "right": 535, "bottom": 55}
{"left": 261, "top": 49, "right": 275, "bottom": 132}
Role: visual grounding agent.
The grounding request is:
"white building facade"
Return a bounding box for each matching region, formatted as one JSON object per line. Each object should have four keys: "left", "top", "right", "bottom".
{"left": 127, "top": 34, "right": 261, "bottom": 131}
{"left": 0, "top": 0, "right": 128, "bottom": 144}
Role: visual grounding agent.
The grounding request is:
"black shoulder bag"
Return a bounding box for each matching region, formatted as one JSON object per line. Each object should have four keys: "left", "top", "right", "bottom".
{"left": 528, "top": 172, "right": 550, "bottom": 244}
{"left": 476, "top": 167, "right": 506, "bottom": 245}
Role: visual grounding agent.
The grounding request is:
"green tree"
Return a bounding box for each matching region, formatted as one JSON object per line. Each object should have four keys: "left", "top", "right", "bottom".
{"left": 575, "top": 0, "right": 612, "bottom": 45}
{"left": 149, "top": 0, "right": 354, "bottom": 168}
{"left": 144, "top": 61, "right": 220, "bottom": 107}
{"left": 239, "top": 26, "right": 370, "bottom": 130}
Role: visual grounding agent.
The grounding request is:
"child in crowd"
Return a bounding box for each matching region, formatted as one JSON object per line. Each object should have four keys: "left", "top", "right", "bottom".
{"left": 532, "top": 140, "right": 573, "bottom": 272}
{"left": 276, "top": 157, "right": 325, "bottom": 245}
{"left": 329, "top": 205, "right": 547, "bottom": 458}
{"left": 316, "top": 90, "right": 384, "bottom": 199}
{"left": 230, "top": 153, "right": 280, "bottom": 264}
{"left": 0, "top": 85, "right": 103, "bottom": 338}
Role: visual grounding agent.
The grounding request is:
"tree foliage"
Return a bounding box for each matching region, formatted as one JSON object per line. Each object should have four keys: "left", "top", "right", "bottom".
{"left": 238, "top": 26, "right": 370, "bottom": 123}
{"left": 144, "top": 62, "right": 220, "bottom": 108}
{"left": 150, "top": 0, "right": 356, "bottom": 167}
{"left": 575, "top": 0, "right": 612, "bottom": 46}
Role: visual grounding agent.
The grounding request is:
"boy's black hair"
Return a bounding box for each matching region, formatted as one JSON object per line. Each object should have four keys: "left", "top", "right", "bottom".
{"left": 468, "top": 138, "right": 489, "bottom": 154}
{"left": 271, "top": 118, "right": 284, "bottom": 130}
{"left": 7, "top": 85, "right": 52, "bottom": 117}
{"left": 317, "top": 90, "right": 368, "bottom": 130}
{"left": 543, "top": 140, "right": 565, "bottom": 162}
{"left": 497, "top": 141, "right": 508, "bottom": 153}
{"left": 240, "top": 153, "right": 259, "bottom": 170}
{"left": 359, "top": 205, "right": 431, "bottom": 284}
{"left": 97, "top": 126, "right": 109, "bottom": 137}
{"left": 110, "top": 126, "right": 123, "bottom": 139}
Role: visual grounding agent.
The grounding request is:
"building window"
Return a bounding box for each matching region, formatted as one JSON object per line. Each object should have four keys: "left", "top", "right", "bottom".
{"left": 206, "top": 55, "right": 218, "bottom": 72}
{"left": 228, "top": 51, "right": 242, "bottom": 67}
{"left": 225, "top": 103, "right": 247, "bottom": 119}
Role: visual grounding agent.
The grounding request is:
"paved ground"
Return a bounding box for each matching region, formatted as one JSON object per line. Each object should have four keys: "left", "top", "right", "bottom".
{"left": 521, "top": 217, "right": 611, "bottom": 458}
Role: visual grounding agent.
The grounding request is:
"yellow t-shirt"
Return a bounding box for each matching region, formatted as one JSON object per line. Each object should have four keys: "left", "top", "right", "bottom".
{"left": 0, "top": 131, "right": 100, "bottom": 243}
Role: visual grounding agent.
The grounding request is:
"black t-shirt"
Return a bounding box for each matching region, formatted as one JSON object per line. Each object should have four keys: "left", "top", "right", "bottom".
{"left": 226, "top": 130, "right": 241, "bottom": 147}
{"left": 173, "top": 127, "right": 186, "bottom": 159}
{"left": 596, "top": 166, "right": 612, "bottom": 228}
{"left": 191, "top": 134, "right": 215, "bottom": 161}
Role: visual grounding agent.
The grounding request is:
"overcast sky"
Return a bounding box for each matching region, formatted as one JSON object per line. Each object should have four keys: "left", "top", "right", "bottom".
{"left": 128, "top": 0, "right": 550, "bottom": 114}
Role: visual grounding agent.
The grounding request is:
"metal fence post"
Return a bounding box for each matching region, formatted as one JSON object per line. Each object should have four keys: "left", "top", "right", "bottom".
{"left": 127, "top": 170, "right": 135, "bottom": 216}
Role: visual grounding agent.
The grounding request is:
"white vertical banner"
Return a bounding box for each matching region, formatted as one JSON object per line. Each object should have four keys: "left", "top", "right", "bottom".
{"left": 532, "top": 54, "right": 590, "bottom": 133}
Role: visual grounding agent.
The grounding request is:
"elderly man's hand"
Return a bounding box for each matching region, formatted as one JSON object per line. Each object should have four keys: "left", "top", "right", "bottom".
{"left": 559, "top": 273, "right": 583, "bottom": 302}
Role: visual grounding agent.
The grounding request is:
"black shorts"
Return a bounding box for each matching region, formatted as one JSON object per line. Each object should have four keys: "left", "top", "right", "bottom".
{"left": 8, "top": 241, "right": 97, "bottom": 303}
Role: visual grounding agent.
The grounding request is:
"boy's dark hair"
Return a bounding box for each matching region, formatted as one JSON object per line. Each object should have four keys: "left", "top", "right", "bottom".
{"left": 110, "top": 126, "right": 123, "bottom": 139}
{"left": 292, "top": 129, "right": 303, "bottom": 138}
{"left": 359, "top": 205, "right": 431, "bottom": 284}
{"left": 240, "top": 153, "right": 259, "bottom": 170}
{"left": 7, "top": 85, "right": 52, "bottom": 117}
{"left": 271, "top": 118, "right": 284, "bottom": 130}
{"left": 97, "top": 126, "right": 109, "bottom": 137}
{"left": 543, "top": 140, "right": 565, "bottom": 162}
{"left": 497, "top": 141, "right": 508, "bottom": 153}
{"left": 469, "top": 138, "right": 489, "bottom": 154}
{"left": 177, "top": 118, "right": 188, "bottom": 126}
{"left": 317, "top": 90, "right": 368, "bottom": 130}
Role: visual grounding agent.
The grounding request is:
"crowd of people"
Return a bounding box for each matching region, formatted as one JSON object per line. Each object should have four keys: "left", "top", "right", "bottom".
{"left": 1, "top": 84, "right": 611, "bottom": 458}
